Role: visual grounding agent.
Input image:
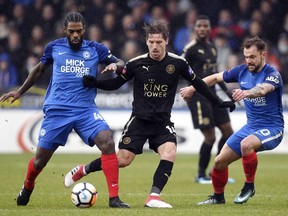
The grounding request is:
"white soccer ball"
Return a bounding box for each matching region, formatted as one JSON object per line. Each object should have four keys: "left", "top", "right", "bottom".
{"left": 71, "top": 182, "right": 97, "bottom": 208}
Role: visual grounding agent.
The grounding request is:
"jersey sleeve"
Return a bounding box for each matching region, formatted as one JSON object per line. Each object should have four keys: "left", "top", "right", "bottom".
{"left": 95, "top": 43, "right": 118, "bottom": 64}
{"left": 180, "top": 58, "right": 196, "bottom": 82}
{"left": 223, "top": 65, "right": 244, "bottom": 83}
{"left": 264, "top": 71, "right": 283, "bottom": 89}
{"left": 40, "top": 41, "right": 54, "bottom": 65}
{"left": 118, "top": 61, "right": 136, "bottom": 81}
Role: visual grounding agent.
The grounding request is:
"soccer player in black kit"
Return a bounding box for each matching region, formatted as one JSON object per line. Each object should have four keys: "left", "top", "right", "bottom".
{"left": 182, "top": 15, "right": 234, "bottom": 184}
{"left": 64, "top": 21, "right": 235, "bottom": 208}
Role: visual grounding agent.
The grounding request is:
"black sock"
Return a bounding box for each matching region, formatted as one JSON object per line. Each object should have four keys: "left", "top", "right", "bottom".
{"left": 150, "top": 160, "right": 174, "bottom": 194}
{"left": 214, "top": 192, "right": 225, "bottom": 200}
{"left": 198, "top": 142, "right": 213, "bottom": 177}
{"left": 244, "top": 182, "right": 254, "bottom": 189}
{"left": 85, "top": 158, "right": 102, "bottom": 174}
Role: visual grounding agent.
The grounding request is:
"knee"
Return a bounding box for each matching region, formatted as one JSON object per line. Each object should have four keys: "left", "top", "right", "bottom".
{"left": 102, "top": 139, "right": 115, "bottom": 154}
{"left": 161, "top": 149, "right": 176, "bottom": 161}
{"left": 214, "top": 155, "right": 226, "bottom": 170}
{"left": 94, "top": 132, "right": 115, "bottom": 154}
{"left": 240, "top": 140, "right": 252, "bottom": 156}
{"left": 33, "top": 158, "right": 47, "bottom": 170}
{"left": 204, "top": 136, "right": 216, "bottom": 145}
{"left": 118, "top": 157, "right": 133, "bottom": 168}
{"left": 118, "top": 157, "right": 131, "bottom": 168}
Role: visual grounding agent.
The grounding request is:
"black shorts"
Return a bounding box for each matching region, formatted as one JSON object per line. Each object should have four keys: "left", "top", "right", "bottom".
{"left": 187, "top": 93, "right": 231, "bottom": 130}
{"left": 118, "top": 115, "right": 177, "bottom": 154}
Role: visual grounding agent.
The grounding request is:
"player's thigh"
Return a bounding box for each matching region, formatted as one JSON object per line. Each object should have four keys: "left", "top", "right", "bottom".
{"left": 75, "top": 107, "right": 110, "bottom": 146}
{"left": 149, "top": 121, "right": 177, "bottom": 153}
{"left": 118, "top": 116, "right": 148, "bottom": 154}
{"left": 226, "top": 125, "right": 251, "bottom": 156}
{"left": 38, "top": 110, "right": 74, "bottom": 149}
{"left": 117, "top": 149, "right": 136, "bottom": 167}
{"left": 253, "top": 127, "right": 284, "bottom": 152}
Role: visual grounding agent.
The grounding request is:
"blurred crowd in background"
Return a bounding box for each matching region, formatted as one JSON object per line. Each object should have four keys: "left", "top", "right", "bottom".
{"left": 0, "top": 0, "right": 288, "bottom": 91}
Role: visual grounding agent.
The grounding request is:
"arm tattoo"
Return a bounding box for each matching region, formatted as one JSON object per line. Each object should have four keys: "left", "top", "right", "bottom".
{"left": 247, "top": 86, "right": 263, "bottom": 97}
{"left": 245, "top": 83, "right": 274, "bottom": 98}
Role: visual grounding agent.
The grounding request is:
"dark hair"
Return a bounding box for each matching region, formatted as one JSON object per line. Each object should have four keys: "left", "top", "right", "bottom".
{"left": 64, "top": 12, "right": 86, "bottom": 28}
{"left": 242, "top": 36, "right": 266, "bottom": 52}
{"left": 196, "top": 15, "right": 210, "bottom": 21}
{"left": 143, "top": 20, "right": 169, "bottom": 40}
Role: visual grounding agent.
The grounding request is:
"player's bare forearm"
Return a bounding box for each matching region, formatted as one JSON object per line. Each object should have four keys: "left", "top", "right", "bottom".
{"left": 101, "top": 59, "right": 125, "bottom": 74}
{"left": 202, "top": 72, "right": 224, "bottom": 87}
{"left": 0, "top": 62, "right": 46, "bottom": 104}
{"left": 18, "top": 62, "right": 47, "bottom": 95}
{"left": 232, "top": 83, "right": 274, "bottom": 101}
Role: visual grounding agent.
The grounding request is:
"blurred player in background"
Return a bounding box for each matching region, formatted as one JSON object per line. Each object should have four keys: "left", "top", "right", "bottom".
{"left": 182, "top": 15, "right": 235, "bottom": 184}
{"left": 64, "top": 20, "right": 235, "bottom": 208}
{"left": 181, "top": 36, "right": 284, "bottom": 205}
{"left": 0, "top": 12, "right": 129, "bottom": 208}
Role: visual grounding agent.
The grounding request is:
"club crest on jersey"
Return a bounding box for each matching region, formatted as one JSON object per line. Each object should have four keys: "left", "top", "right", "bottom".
{"left": 83, "top": 51, "right": 90, "bottom": 59}
{"left": 40, "top": 128, "right": 46, "bottom": 137}
{"left": 123, "top": 137, "right": 131, "bottom": 145}
{"left": 166, "top": 64, "right": 175, "bottom": 74}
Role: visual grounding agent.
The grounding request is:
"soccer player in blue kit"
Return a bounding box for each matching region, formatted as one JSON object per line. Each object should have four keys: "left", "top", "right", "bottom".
{"left": 0, "top": 12, "right": 129, "bottom": 208}
{"left": 180, "top": 36, "right": 284, "bottom": 205}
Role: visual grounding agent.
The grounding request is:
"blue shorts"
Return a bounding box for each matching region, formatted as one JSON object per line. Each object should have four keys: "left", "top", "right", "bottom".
{"left": 38, "top": 106, "right": 110, "bottom": 151}
{"left": 226, "top": 124, "right": 284, "bottom": 156}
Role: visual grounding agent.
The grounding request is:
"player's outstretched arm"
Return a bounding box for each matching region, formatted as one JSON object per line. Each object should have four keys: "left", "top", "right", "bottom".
{"left": 0, "top": 62, "right": 48, "bottom": 104}
{"left": 82, "top": 75, "right": 126, "bottom": 90}
{"left": 232, "top": 83, "right": 275, "bottom": 102}
{"left": 190, "top": 76, "right": 235, "bottom": 112}
{"left": 101, "top": 59, "right": 125, "bottom": 74}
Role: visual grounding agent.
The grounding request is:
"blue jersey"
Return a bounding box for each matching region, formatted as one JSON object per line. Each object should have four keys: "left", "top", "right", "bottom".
{"left": 223, "top": 64, "right": 284, "bottom": 129}
{"left": 40, "top": 37, "right": 117, "bottom": 108}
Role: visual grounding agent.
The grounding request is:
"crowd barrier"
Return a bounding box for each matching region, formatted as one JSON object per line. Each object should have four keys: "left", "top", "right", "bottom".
{"left": 1, "top": 109, "right": 287, "bottom": 154}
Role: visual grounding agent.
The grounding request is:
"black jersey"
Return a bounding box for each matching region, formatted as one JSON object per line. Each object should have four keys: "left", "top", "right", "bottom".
{"left": 121, "top": 52, "right": 196, "bottom": 122}
{"left": 182, "top": 39, "right": 217, "bottom": 93}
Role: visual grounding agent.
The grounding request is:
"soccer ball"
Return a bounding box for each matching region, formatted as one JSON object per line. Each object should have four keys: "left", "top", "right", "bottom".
{"left": 71, "top": 182, "right": 97, "bottom": 208}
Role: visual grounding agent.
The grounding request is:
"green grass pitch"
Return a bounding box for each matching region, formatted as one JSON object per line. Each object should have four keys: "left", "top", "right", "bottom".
{"left": 0, "top": 153, "right": 287, "bottom": 216}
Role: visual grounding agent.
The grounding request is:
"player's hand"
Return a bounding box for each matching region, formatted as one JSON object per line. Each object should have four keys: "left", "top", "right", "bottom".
{"left": 82, "top": 75, "right": 97, "bottom": 88}
{"left": 218, "top": 101, "right": 236, "bottom": 112}
{"left": 180, "top": 86, "right": 196, "bottom": 101}
{"left": 101, "top": 63, "right": 117, "bottom": 73}
{"left": 0, "top": 90, "right": 21, "bottom": 104}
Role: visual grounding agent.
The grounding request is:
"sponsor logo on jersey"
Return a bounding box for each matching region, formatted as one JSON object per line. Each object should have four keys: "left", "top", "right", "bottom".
{"left": 166, "top": 64, "right": 175, "bottom": 74}
{"left": 144, "top": 79, "right": 168, "bottom": 98}
{"left": 240, "top": 81, "right": 248, "bottom": 85}
{"left": 58, "top": 51, "right": 67, "bottom": 55}
{"left": 266, "top": 75, "right": 279, "bottom": 84}
{"left": 142, "top": 66, "right": 150, "bottom": 71}
{"left": 60, "top": 59, "right": 90, "bottom": 77}
{"left": 245, "top": 96, "right": 266, "bottom": 106}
